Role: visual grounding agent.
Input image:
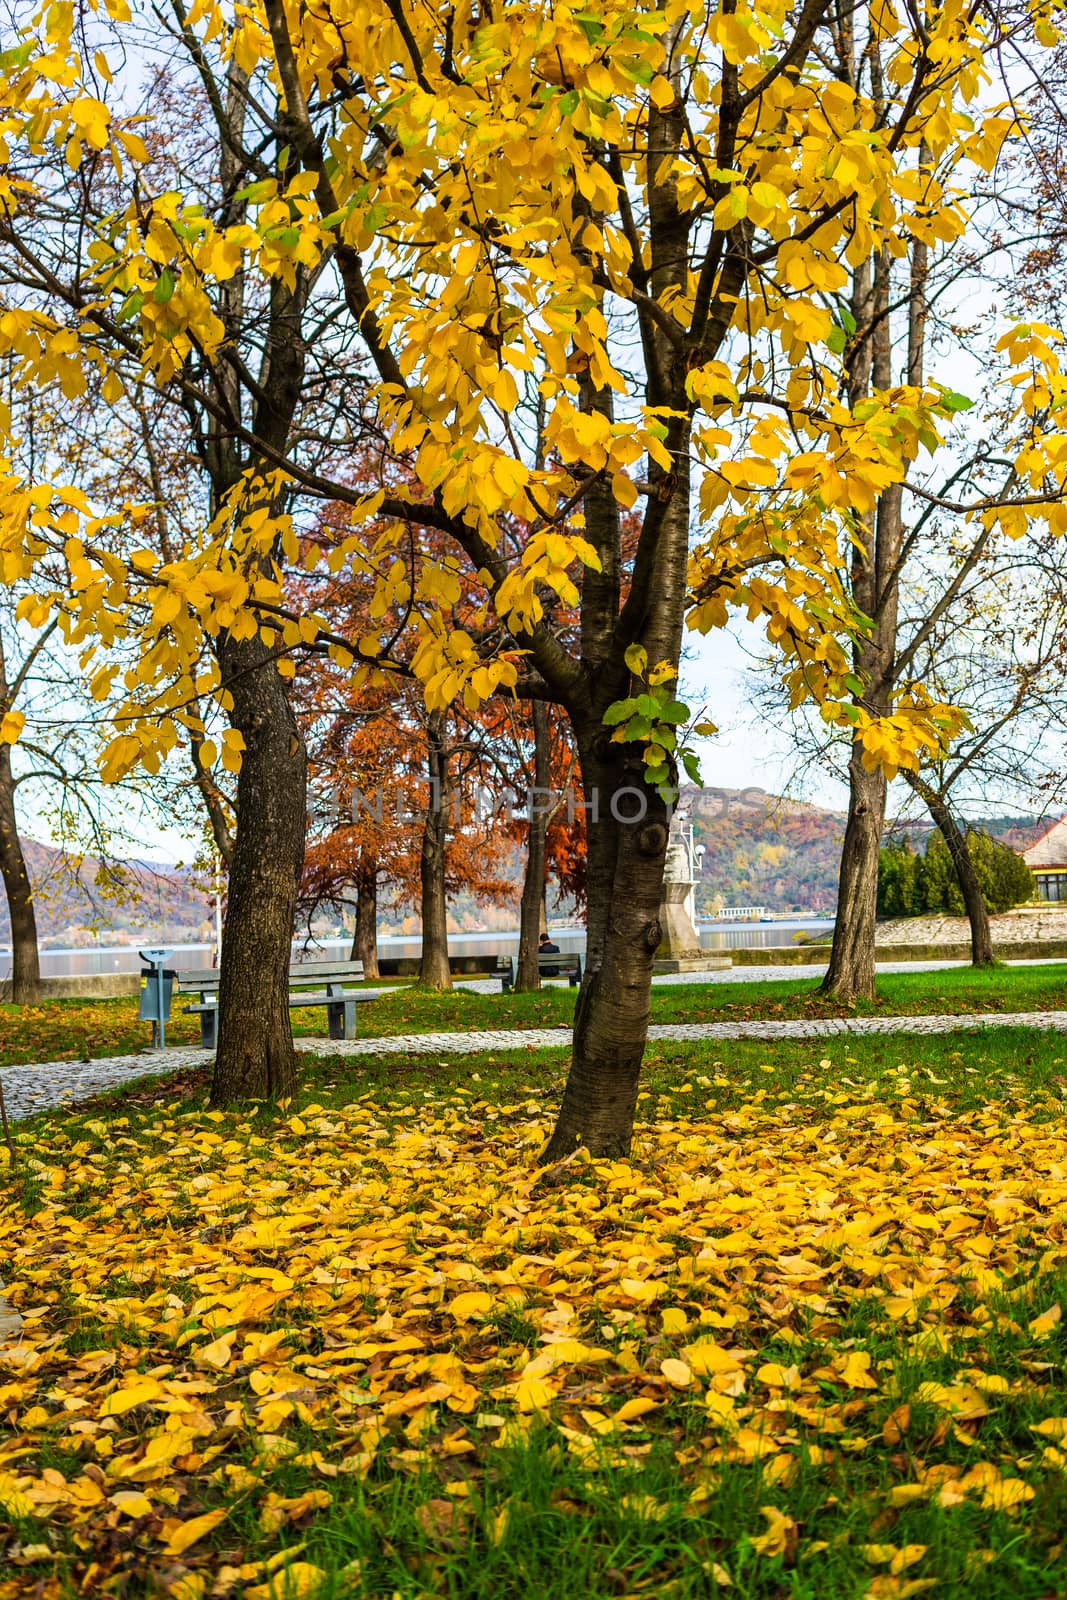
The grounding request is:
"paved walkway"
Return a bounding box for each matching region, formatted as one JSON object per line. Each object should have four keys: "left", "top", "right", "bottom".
{"left": 5, "top": 1005, "right": 1067, "bottom": 1124}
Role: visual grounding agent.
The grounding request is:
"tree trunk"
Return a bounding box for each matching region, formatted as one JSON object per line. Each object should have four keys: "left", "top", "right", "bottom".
{"left": 210, "top": 637, "right": 307, "bottom": 1105}
{"left": 820, "top": 751, "right": 886, "bottom": 1002}
{"left": 822, "top": 248, "right": 901, "bottom": 1004}
{"left": 352, "top": 862, "right": 380, "bottom": 979}
{"left": 0, "top": 744, "right": 41, "bottom": 1004}
{"left": 541, "top": 738, "right": 669, "bottom": 1163}
{"left": 515, "top": 700, "right": 551, "bottom": 992}
{"left": 541, "top": 68, "right": 691, "bottom": 1161}
{"left": 419, "top": 712, "right": 452, "bottom": 989}
{"left": 905, "top": 771, "right": 995, "bottom": 966}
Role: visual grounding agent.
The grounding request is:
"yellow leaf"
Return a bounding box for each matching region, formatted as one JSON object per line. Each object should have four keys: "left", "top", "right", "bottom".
{"left": 193, "top": 1330, "right": 236, "bottom": 1370}
{"left": 612, "top": 471, "right": 638, "bottom": 509}
{"left": 756, "top": 1361, "right": 800, "bottom": 1390}
{"left": 522, "top": 1340, "right": 610, "bottom": 1377}
{"left": 0, "top": 710, "right": 25, "bottom": 746}
{"left": 245, "top": 1563, "right": 328, "bottom": 1600}
{"left": 0, "top": 1473, "right": 34, "bottom": 1518}
{"left": 619, "top": 1492, "right": 667, "bottom": 1520}
{"left": 101, "top": 1378, "right": 168, "bottom": 1415}
{"left": 109, "top": 1490, "right": 154, "bottom": 1517}
{"left": 164, "top": 1507, "right": 227, "bottom": 1555}
{"left": 1029, "top": 1302, "right": 1062, "bottom": 1339}
{"left": 616, "top": 1397, "right": 659, "bottom": 1423}
{"left": 514, "top": 1375, "right": 555, "bottom": 1413}
{"left": 449, "top": 1290, "right": 492, "bottom": 1321}
{"left": 660, "top": 1358, "right": 693, "bottom": 1388}
{"left": 750, "top": 1505, "right": 797, "bottom": 1558}
{"left": 661, "top": 1308, "right": 688, "bottom": 1335}
{"left": 682, "top": 1339, "right": 743, "bottom": 1376}
{"left": 839, "top": 1350, "right": 879, "bottom": 1389}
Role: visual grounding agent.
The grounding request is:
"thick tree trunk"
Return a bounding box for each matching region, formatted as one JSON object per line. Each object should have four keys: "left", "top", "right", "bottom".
{"left": 820, "top": 752, "right": 886, "bottom": 1002}
{"left": 541, "top": 740, "right": 670, "bottom": 1163}
{"left": 210, "top": 637, "right": 307, "bottom": 1105}
{"left": 905, "top": 771, "right": 995, "bottom": 966}
{"left": 352, "top": 862, "right": 380, "bottom": 979}
{"left": 419, "top": 712, "right": 452, "bottom": 990}
{"left": 0, "top": 745, "right": 40, "bottom": 1004}
{"left": 541, "top": 68, "right": 690, "bottom": 1161}
{"left": 515, "top": 700, "right": 551, "bottom": 992}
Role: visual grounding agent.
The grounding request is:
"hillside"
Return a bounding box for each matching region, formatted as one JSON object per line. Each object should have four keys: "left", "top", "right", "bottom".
{"left": 690, "top": 789, "right": 846, "bottom": 915}
{"left": 2, "top": 798, "right": 1054, "bottom": 944}
{"left": 0, "top": 839, "right": 215, "bottom": 948}
{"left": 689, "top": 789, "right": 1048, "bottom": 915}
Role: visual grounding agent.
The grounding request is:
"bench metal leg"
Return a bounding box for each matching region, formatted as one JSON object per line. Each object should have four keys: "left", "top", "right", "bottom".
{"left": 200, "top": 1009, "right": 218, "bottom": 1050}
{"left": 328, "top": 999, "right": 357, "bottom": 1040}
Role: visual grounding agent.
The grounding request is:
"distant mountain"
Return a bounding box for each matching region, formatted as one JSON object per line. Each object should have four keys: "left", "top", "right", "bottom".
{"left": 688, "top": 788, "right": 1049, "bottom": 916}
{"left": 0, "top": 839, "right": 215, "bottom": 948}
{"left": 2, "top": 799, "right": 1056, "bottom": 944}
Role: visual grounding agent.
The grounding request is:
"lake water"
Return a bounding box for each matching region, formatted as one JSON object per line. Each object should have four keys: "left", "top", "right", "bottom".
{"left": 1, "top": 919, "right": 833, "bottom": 978}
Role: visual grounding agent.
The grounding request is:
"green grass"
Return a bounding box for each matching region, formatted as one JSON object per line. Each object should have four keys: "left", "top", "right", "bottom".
{"left": 5, "top": 1026, "right": 1067, "bottom": 1597}
{"left": 3, "top": 960, "right": 1067, "bottom": 1069}
{"left": 29, "top": 1021, "right": 1067, "bottom": 1141}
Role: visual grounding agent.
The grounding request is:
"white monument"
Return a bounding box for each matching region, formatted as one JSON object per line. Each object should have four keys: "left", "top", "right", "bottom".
{"left": 655, "top": 823, "right": 730, "bottom": 973}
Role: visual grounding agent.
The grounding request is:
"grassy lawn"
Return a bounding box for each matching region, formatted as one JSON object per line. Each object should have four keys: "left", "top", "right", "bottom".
{"left": 2, "top": 1028, "right": 1067, "bottom": 1596}
{"left": 3, "top": 961, "right": 1067, "bottom": 1069}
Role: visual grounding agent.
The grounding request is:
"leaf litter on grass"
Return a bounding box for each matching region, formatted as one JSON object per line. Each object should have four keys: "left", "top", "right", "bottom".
{"left": 1, "top": 1065, "right": 1067, "bottom": 1597}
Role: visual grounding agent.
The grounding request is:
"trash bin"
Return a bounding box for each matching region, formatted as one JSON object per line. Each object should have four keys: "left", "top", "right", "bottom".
{"left": 139, "top": 949, "right": 175, "bottom": 1049}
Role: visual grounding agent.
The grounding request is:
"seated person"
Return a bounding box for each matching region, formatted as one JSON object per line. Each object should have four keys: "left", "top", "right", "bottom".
{"left": 538, "top": 930, "right": 561, "bottom": 975}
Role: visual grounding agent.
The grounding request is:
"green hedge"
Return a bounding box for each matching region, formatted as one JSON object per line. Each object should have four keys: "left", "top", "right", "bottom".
{"left": 878, "top": 830, "right": 1034, "bottom": 918}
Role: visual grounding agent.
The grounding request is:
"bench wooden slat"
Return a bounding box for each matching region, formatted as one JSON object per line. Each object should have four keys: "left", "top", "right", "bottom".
{"left": 501, "top": 952, "right": 582, "bottom": 991}
{"left": 175, "top": 960, "right": 368, "bottom": 993}
{"left": 176, "top": 963, "right": 382, "bottom": 1049}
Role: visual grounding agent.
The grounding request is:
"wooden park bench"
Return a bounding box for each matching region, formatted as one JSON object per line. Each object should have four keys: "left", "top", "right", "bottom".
{"left": 500, "top": 952, "right": 583, "bottom": 991}
{"left": 176, "top": 960, "right": 385, "bottom": 1049}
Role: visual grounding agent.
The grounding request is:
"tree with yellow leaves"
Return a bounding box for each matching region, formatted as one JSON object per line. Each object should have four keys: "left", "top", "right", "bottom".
{"left": 3, "top": 0, "right": 1067, "bottom": 1152}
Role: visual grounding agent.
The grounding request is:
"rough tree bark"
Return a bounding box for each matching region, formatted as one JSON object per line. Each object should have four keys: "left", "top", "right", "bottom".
{"left": 0, "top": 741, "right": 40, "bottom": 1004}
{"left": 541, "top": 735, "right": 671, "bottom": 1160}
{"left": 822, "top": 756, "right": 887, "bottom": 1002}
{"left": 541, "top": 56, "right": 698, "bottom": 1159}
{"left": 352, "top": 861, "right": 380, "bottom": 979}
{"left": 822, "top": 122, "right": 937, "bottom": 1001}
{"left": 515, "top": 699, "right": 551, "bottom": 992}
{"left": 210, "top": 634, "right": 307, "bottom": 1105}
{"left": 205, "top": 69, "right": 312, "bottom": 1103}
{"left": 821, "top": 245, "right": 901, "bottom": 1002}
{"left": 418, "top": 712, "right": 452, "bottom": 990}
{"left": 905, "top": 770, "right": 995, "bottom": 966}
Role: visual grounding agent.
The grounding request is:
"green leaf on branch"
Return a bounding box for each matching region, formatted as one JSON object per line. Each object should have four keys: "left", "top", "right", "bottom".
{"left": 602, "top": 698, "right": 639, "bottom": 726}
{"left": 940, "top": 390, "right": 974, "bottom": 413}
{"left": 657, "top": 699, "right": 690, "bottom": 724}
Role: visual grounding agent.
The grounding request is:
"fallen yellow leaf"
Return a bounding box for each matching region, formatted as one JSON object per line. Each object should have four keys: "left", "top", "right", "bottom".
{"left": 163, "top": 1507, "right": 228, "bottom": 1556}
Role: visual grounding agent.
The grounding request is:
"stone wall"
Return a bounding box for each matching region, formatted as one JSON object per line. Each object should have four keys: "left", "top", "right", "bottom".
{"left": 0, "top": 972, "right": 142, "bottom": 1002}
